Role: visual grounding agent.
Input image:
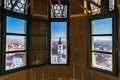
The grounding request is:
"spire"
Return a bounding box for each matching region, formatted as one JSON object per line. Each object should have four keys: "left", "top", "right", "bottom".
{"left": 58, "top": 37, "right": 62, "bottom": 44}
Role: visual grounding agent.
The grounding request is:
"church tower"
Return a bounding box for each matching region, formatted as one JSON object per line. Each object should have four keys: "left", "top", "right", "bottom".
{"left": 57, "top": 37, "right": 64, "bottom": 55}
{"left": 57, "top": 37, "right": 64, "bottom": 63}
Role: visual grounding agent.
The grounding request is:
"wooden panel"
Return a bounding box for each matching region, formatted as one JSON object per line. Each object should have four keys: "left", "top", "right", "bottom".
{"left": 70, "top": 0, "right": 84, "bottom": 15}
{"left": 31, "top": 21, "right": 47, "bottom": 35}
{"left": 31, "top": 0, "right": 48, "bottom": 19}
{"left": 32, "top": 37, "right": 47, "bottom": 50}
{"left": 31, "top": 50, "right": 47, "bottom": 65}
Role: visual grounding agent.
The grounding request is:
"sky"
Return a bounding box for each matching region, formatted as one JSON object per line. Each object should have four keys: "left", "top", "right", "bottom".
{"left": 92, "top": 18, "right": 112, "bottom": 41}
{"left": 7, "top": 16, "right": 112, "bottom": 41}
{"left": 7, "top": 16, "right": 25, "bottom": 34}
{"left": 51, "top": 22, "right": 67, "bottom": 38}
{"left": 92, "top": 18, "right": 112, "bottom": 34}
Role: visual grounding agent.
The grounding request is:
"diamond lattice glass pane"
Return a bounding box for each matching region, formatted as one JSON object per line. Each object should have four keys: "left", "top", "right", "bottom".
{"left": 90, "top": 0, "right": 101, "bottom": 14}
{"left": 4, "top": 0, "right": 28, "bottom": 14}
{"left": 109, "top": 0, "right": 114, "bottom": 11}
{"left": 51, "top": 4, "right": 67, "bottom": 18}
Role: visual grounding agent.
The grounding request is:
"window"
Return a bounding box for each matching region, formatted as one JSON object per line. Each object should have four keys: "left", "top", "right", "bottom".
{"left": 109, "top": 0, "right": 115, "bottom": 11}
{"left": 4, "top": 0, "right": 28, "bottom": 14}
{"left": 90, "top": 0, "right": 101, "bottom": 14}
{"left": 87, "top": 0, "right": 115, "bottom": 15}
{"left": 50, "top": 4, "right": 68, "bottom": 18}
{"left": 49, "top": 2, "right": 69, "bottom": 65}
{"left": 91, "top": 18, "right": 112, "bottom": 71}
{"left": 2, "top": 0, "right": 29, "bottom": 74}
{"left": 88, "top": 14, "right": 118, "bottom": 75}
{"left": 51, "top": 22, "right": 67, "bottom": 64}
{"left": 4, "top": 16, "right": 27, "bottom": 72}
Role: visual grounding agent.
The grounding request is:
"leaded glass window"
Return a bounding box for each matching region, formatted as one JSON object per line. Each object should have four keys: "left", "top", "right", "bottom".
{"left": 109, "top": 0, "right": 114, "bottom": 11}
{"left": 89, "top": 0, "right": 115, "bottom": 15}
{"left": 51, "top": 4, "right": 67, "bottom": 18}
{"left": 90, "top": 0, "right": 101, "bottom": 14}
{"left": 49, "top": 3, "right": 69, "bottom": 65}
{"left": 4, "top": 0, "right": 28, "bottom": 14}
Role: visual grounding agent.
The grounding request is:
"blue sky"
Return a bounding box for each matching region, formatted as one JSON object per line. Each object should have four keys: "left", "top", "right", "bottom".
{"left": 7, "top": 16, "right": 112, "bottom": 41}
{"left": 51, "top": 22, "right": 67, "bottom": 38}
{"left": 92, "top": 18, "right": 112, "bottom": 34}
{"left": 7, "top": 16, "right": 25, "bottom": 34}
{"left": 92, "top": 18, "right": 112, "bottom": 40}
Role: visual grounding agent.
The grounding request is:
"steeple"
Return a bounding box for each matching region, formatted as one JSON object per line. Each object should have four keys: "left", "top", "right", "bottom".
{"left": 58, "top": 37, "right": 62, "bottom": 44}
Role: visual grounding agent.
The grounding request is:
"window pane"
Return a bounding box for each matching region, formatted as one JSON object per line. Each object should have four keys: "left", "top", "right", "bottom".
{"left": 92, "top": 52, "right": 112, "bottom": 71}
{"left": 109, "top": 0, "right": 114, "bottom": 11}
{"left": 4, "top": 0, "right": 27, "bottom": 14}
{"left": 51, "top": 22, "right": 67, "bottom": 64}
{"left": 90, "top": 0, "right": 101, "bottom": 14}
{"left": 7, "top": 16, "right": 26, "bottom": 34}
{"left": 51, "top": 4, "right": 67, "bottom": 18}
{"left": 6, "top": 35, "right": 26, "bottom": 51}
{"left": 6, "top": 52, "right": 26, "bottom": 70}
{"left": 92, "top": 18, "right": 112, "bottom": 34}
{"left": 92, "top": 36, "right": 112, "bottom": 52}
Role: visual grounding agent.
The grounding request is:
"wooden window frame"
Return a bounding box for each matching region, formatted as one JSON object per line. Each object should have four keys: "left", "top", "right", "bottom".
{"left": 1, "top": 0, "right": 29, "bottom": 74}
{"left": 88, "top": 13, "right": 118, "bottom": 75}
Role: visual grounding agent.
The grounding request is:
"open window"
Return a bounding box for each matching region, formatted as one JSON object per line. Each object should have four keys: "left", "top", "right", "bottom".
{"left": 88, "top": 14, "right": 118, "bottom": 75}
{"left": 4, "top": 16, "right": 27, "bottom": 73}
{"left": 2, "top": 0, "right": 29, "bottom": 74}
